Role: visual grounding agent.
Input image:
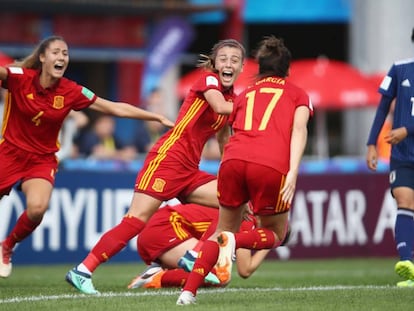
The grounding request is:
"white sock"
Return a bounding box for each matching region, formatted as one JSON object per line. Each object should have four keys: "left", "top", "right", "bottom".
{"left": 188, "top": 250, "right": 198, "bottom": 258}
{"left": 76, "top": 263, "right": 92, "bottom": 275}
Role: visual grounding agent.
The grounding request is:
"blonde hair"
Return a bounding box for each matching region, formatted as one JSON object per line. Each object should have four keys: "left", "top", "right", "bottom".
{"left": 197, "top": 38, "right": 245, "bottom": 73}
{"left": 14, "top": 35, "right": 66, "bottom": 69}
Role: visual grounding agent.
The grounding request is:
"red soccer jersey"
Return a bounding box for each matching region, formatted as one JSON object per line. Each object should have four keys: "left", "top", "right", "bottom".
{"left": 1, "top": 67, "right": 97, "bottom": 154}
{"left": 138, "top": 203, "right": 257, "bottom": 264}
{"left": 223, "top": 76, "right": 313, "bottom": 174}
{"left": 162, "top": 203, "right": 218, "bottom": 239}
{"left": 149, "top": 71, "right": 234, "bottom": 169}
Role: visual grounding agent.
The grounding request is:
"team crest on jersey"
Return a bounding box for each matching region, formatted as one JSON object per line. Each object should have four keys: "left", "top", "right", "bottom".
{"left": 389, "top": 170, "right": 396, "bottom": 184}
{"left": 53, "top": 96, "right": 64, "bottom": 109}
{"left": 152, "top": 178, "right": 166, "bottom": 192}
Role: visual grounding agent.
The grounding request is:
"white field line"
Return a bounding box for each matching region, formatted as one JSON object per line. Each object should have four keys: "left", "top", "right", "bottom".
{"left": 0, "top": 285, "right": 392, "bottom": 305}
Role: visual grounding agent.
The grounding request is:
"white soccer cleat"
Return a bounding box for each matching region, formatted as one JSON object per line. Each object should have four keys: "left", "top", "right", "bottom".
{"left": 0, "top": 243, "right": 13, "bottom": 278}
{"left": 216, "top": 231, "right": 236, "bottom": 285}
{"left": 176, "top": 290, "right": 196, "bottom": 305}
{"left": 128, "top": 263, "right": 163, "bottom": 289}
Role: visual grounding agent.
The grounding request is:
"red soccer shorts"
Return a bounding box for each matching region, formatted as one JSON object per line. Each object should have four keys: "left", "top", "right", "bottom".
{"left": 134, "top": 152, "right": 216, "bottom": 202}
{"left": 217, "top": 159, "right": 290, "bottom": 216}
{"left": 0, "top": 140, "right": 58, "bottom": 196}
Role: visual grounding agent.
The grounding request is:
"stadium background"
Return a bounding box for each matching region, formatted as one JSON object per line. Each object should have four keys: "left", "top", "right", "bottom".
{"left": 0, "top": 0, "right": 412, "bottom": 264}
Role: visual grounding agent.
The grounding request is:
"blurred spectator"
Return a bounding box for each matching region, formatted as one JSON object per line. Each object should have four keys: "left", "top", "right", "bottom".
{"left": 76, "top": 114, "right": 137, "bottom": 161}
{"left": 144, "top": 88, "right": 170, "bottom": 147}
{"left": 56, "top": 110, "right": 89, "bottom": 161}
{"left": 125, "top": 120, "right": 152, "bottom": 156}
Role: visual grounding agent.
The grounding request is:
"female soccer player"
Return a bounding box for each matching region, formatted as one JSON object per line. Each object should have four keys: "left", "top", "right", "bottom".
{"left": 0, "top": 35, "right": 174, "bottom": 278}
{"left": 177, "top": 35, "right": 313, "bottom": 305}
{"left": 127, "top": 202, "right": 270, "bottom": 289}
{"left": 66, "top": 38, "right": 246, "bottom": 294}
{"left": 366, "top": 27, "right": 414, "bottom": 287}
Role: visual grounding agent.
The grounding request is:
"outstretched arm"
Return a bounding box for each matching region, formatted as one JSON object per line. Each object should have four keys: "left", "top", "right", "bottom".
{"left": 89, "top": 97, "right": 175, "bottom": 128}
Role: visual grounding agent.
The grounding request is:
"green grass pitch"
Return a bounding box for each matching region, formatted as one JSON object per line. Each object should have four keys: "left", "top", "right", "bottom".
{"left": 1, "top": 258, "right": 413, "bottom": 311}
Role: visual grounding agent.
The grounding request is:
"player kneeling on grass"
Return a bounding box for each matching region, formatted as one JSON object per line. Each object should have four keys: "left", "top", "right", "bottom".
{"left": 127, "top": 202, "right": 278, "bottom": 289}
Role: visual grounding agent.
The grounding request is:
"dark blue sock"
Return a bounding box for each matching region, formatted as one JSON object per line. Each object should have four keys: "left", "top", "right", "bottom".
{"left": 394, "top": 208, "right": 414, "bottom": 261}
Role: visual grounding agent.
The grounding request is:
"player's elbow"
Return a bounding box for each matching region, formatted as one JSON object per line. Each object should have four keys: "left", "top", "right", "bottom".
{"left": 213, "top": 104, "right": 232, "bottom": 115}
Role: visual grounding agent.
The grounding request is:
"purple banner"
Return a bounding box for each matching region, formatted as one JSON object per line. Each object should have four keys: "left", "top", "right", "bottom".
{"left": 0, "top": 171, "right": 396, "bottom": 264}
{"left": 273, "top": 173, "right": 396, "bottom": 260}
{"left": 141, "top": 16, "right": 194, "bottom": 100}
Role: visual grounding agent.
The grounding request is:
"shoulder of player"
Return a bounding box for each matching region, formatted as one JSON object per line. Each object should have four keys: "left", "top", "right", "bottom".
{"left": 201, "top": 70, "right": 218, "bottom": 79}
{"left": 282, "top": 79, "right": 308, "bottom": 95}
{"left": 56, "top": 76, "right": 84, "bottom": 92}
{"left": 7, "top": 66, "right": 33, "bottom": 77}
{"left": 394, "top": 57, "right": 414, "bottom": 67}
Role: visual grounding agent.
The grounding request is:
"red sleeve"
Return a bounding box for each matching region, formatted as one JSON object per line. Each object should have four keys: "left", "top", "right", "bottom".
{"left": 62, "top": 79, "right": 97, "bottom": 111}
{"left": 190, "top": 71, "right": 223, "bottom": 94}
{"left": 294, "top": 85, "right": 314, "bottom": 119}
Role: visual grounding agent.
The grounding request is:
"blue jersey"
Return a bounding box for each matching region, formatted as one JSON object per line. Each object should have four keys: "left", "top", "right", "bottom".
{"left": 379, "top": 58, "right": 414, "bottom": 163}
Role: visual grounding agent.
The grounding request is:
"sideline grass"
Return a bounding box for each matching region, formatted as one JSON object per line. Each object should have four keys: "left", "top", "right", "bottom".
{"left": 1, "top": 258, "right": 413, "bottom": 311}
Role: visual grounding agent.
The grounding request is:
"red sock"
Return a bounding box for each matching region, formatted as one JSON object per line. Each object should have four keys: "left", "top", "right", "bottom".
{"left": 2, "top": 211, "right": 41, "bottom": 249}
{"left": 192, "top": 219, "right": 217, "bottom": 252}
{"left": 235, "top": 228, "right": 279, "bottom": 249}
{"left": 183, "top": 240, "right": 219, "bottom": 295}
{"left": 84, "top": 216, "right": 145, "bottom": 272}
{"left": 161, "top": 269, "right": 217, "bottom": 288}
{"left": 162, "top": 269, "right": 188, "bottom": 287}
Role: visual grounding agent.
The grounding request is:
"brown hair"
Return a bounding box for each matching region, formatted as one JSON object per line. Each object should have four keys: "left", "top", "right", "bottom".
{"left": 197, "top": 38, "right": 246, "bottom": 73}
{"left": 14, "top": 35, "right": 66, "bottom": 69}
{"left": 254, "top": 35, "right": 291, "bottom": 78}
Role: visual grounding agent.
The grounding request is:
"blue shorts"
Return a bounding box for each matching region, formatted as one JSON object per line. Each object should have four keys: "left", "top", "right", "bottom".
{"left": 389, "top": 165, "right": 414, "bottom": 190}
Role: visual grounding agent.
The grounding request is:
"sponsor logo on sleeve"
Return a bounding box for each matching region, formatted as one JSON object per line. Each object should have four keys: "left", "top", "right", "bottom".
{"left": 9, "top": 67, "right": 24, "bottom": 74}
{"left": 206, "top": 76, "right": 219, "bottom": 87}
{"left": 81, "top": 86, "right": 95, "bottom": 100}
{"left": 380, "top": 76, "right": 392, "bottom": 91}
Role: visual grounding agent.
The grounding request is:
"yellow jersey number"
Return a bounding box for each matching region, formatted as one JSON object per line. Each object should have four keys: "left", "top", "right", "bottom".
{"left": 31, "top": 111, "right": 44, "bottom": 126}
{"left": 244, "top": 88, "right": 283, "bottom": 131}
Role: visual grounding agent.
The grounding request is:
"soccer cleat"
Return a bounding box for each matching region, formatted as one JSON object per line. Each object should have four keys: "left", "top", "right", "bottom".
{"left": 204, "top": 271, "right": 220, "bottom": 285}
{"left": 128, "top": 263, "right": 164, "bottom": 289}
{"left": 397, "top": 279, "right": 414, "bottom": 287}
{"left": 217, "top": 231, "right": 236, "bottom": 261}
{"left": 0, "top": 243, "right": 13, "bottom": 278}
{"left": 177, "top": 250, "right": 196, "bottom": 272}
{"left": 216, "top": 231, "right": 236, "bottom": 284}
{"left": 176, "top": 290, "right": 196, "bottom": 305}
{"left": 65, "top": 267, "right": 100, "bottom": 295}
{"left": 178, "top": 251, "right": 220, "bottom": 285}
{"left": 395, "top": 260, "right": 414, "bottom": 281}
{"left": 214, "top": 260, "right": 232, "bottom": 286}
